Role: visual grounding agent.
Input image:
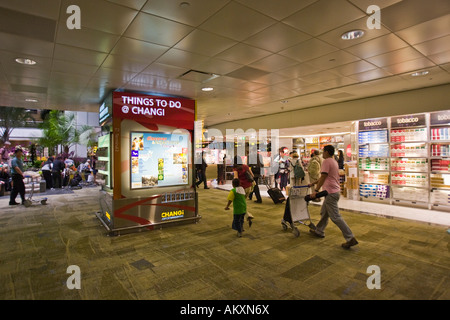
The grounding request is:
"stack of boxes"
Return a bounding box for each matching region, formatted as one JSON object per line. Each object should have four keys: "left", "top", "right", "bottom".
{"left": 359, "top": 184, "right": 390, "bottom": 199}
{"left": 430, "top": 190, "right": 450, "bottom": 205}
{"left": 345, "top": 162, "right": 359, "bottom": 200}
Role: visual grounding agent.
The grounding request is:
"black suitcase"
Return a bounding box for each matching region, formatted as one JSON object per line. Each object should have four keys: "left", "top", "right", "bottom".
{"left": 265, "top": 182, "right": 286, "bottom": 204}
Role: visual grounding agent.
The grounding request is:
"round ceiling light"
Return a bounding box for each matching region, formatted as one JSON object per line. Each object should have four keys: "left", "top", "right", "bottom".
{"left": 341, "top": 30, "right": 365, "bottom": 40}
{"left": 15, "top": 58, "right": 37, "bottom": 65}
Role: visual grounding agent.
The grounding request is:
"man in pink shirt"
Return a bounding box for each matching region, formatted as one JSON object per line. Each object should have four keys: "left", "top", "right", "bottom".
{"left": 309, "top": 145, "right": 358, "bottom": 249}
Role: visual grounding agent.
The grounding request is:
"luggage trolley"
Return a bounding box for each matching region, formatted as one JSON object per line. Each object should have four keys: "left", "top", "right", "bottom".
{"left": 281, "top": 185, "right": 327, "bottom": 237}
{"left": 23, "top": 175, "right": 48, "bottom": 207}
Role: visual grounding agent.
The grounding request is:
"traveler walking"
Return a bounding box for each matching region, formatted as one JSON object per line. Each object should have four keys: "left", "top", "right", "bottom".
{"left": 52, "top": 156, "right": 65, "bottom": 188}
{"left": 249, "top": 153, "right": 264, "bottom": 203}
{"left": 224, "top": 178, "right": 247, "bottom": 237}
{"left": 41, "top": 157, "right": 54, "bottom": 189}
{"left": 9, "top": 149, "right": 26, "bottom": 205}
{"left": 309, "top": 145, "right": 358, "bottom": 249}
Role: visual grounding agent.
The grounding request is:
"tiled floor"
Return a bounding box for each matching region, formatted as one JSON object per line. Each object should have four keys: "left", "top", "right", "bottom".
{"left": 0, "top": 186, "right": 449, "bottom": 300}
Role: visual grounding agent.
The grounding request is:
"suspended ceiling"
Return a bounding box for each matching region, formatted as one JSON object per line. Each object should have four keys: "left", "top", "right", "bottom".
{"left": 0, "top": 0, "right": 449, "bottom": 128}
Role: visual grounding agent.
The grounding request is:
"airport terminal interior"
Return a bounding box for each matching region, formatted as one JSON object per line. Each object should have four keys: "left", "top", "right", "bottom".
{"left": 0, "top": 0, "right": 450, "bottom": 301}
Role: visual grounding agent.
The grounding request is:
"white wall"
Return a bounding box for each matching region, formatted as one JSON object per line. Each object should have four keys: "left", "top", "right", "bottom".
{"left": 209, "top": 84, "right": 450, "bottom": 133}
{"left": 67, "top": 111, "right": 100, "bottom": 158}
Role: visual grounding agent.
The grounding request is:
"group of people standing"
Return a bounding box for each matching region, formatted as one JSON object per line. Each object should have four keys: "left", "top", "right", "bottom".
{"left": 41, "top": 156, "right": 98, "bottom": 190}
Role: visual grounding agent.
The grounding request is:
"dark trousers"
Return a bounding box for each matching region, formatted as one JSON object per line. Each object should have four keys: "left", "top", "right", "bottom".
{"left": 52, "top": 171, "right": 62, "bottom": 188}
{"left": 42, "top": 170, "right": 53, "bottom": 189}
{"left": 232, "top": 213, "right": 245, "bottom": 233}
{"left": 196, "top": 170, "right": 207, "bottom": 188}
{"left": 249, "top": 181, "right": 262, "bottom": 202}
{"left": 10, "top": 174, "right": 25, "bottom": 204}
{"left": 275, "top": 172, "right": 288, "bottom": 190}
{"left": 283, "top": 197, "right": 292, "bottom": 224}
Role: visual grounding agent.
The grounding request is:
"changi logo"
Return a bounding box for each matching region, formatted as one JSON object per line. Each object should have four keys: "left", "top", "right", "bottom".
{"left": 397, "top": 117, "right": 419, "bottom": 124}
{"left": 122, "top": 105, "right": 130, "bottom": 114}
{"left": 161, "top": 210, "right": 185, "bottom": 220}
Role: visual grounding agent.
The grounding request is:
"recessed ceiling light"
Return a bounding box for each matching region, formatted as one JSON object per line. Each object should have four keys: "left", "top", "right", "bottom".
{"left": 202, "top": 87, "right": 214, "bottom": 92}
{"left": 411, "top": 70, "right": 429, "bottom": 77}
{"left": 179, "top": 2, "right": 190, "bottom": 8}
{"left": 341, "top": 30, "right": 365, "bottom": 40}
{"left": 25, "top": 98, "right": 38, "bottom": 102}
{"left": 15, "top": 58, "right": 37, "bottom": 65}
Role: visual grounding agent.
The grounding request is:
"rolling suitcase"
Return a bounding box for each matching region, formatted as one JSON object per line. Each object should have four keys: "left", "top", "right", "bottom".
{"left": 265, "top": 181, "right": 286, "bottom": 204}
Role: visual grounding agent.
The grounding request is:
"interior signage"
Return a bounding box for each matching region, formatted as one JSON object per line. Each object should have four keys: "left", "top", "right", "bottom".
{"left": 112, "top": 92, "right": 195, "bottom": 130}
{"left": 359, "top": 118, "right": 387, "bottom": 131}
{"left": 99, "top": 102, "right": 111, "bottom": 125}
{"left": 391, "top": 114, "right": 425, "bottom": 128}
{"left": 430, "top": 111, "right": 450, "bottom": 126}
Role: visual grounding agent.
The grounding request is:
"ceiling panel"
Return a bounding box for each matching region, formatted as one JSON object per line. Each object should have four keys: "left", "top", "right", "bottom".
{"left": 198, "top": 1, "right": 276, "bottom": 41}
{"left": 380, "top": 0, "right": 450, "bottom": 32}
{"left": 282, "top": 0, "right": 365, "bottom": 36}
{"left": 0, "top": 0, "right": 448, "bottom": 129}
{"left": 345, "top": 33, "right": 410, "bottom": 59}
{"left": 106, "top": 0, "right": 147, "bottom": 10}
{"left": 396, "top": 14, "right": 450, "bottom": 45}
{"left": 328, "top": 60, "right": 378, "bottom": 77}
{"left": 53, "top": 44, "right": 108, "bottom": 66}
{"left": 124, "top": 12, "right": 194, "bottom": 47}
{"left": 279, "top": 38, "right": 338, "bottom": 62}
{"left": 60, "top": 0, "right": 138, "bottom": 35}
{"left": 305, "top": 50, "right": 361, "bottom": 70}
{"left": 236, "top": 0, "right": 318, "bottom": 21}
{"left": 56, "top": 23, "right": 121, "bottom": 53}
{"left": 244, "top": 22, "right": 311, "bottom": 53}
{"left": 174, "top": 29, "right": 237, "bottom": 56}
{"left": 414, "top": 35, "right": 450, "bottom": 56}
{"left": 141, "top": 0, "right": 230, "bottom": 27}
{"left": 0, "top": 32, "right": 55, "bottom": 58}
{"left": 214, "top": 43, "right": 272, "bottom": 65}
{"left": 249, "top": 54, "right": 299, "bottom": 73}
{"left": 366, "top": 47, "right": 425, "bottom": 68}
{"left": 382, "top": 57, "right": 436, "bottom": 75}
{"left": 111, "top": 37, "right": 169, "bottom": 62}
{"left": 0, "top": 0, "right": 61, "bottom": 19}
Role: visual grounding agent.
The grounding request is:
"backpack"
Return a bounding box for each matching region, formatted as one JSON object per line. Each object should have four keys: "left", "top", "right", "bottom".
{"left": 293, "top": 161, "right": 305, "bottom": 180}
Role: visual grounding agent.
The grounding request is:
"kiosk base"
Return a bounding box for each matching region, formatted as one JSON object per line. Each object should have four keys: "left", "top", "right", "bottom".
{"left": 95, "top": 211, "right": 201, "bottom": 236}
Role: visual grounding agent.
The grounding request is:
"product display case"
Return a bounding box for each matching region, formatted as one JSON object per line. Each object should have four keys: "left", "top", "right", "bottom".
{"left": 429, "top": 110, "right": 450, "bottom": 208}
{"left": 355, "top": 110, "right": 450, "bottom": 211}
{"left": 357, "top": 118, "right": 391, "bottom": 201}
{"left": 389, "top": 114, "right": 429, "bottom": 205}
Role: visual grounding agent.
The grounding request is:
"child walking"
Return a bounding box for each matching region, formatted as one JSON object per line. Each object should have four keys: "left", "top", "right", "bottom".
{"left": 225, "top": 178, "right": 247, "bottom": 237}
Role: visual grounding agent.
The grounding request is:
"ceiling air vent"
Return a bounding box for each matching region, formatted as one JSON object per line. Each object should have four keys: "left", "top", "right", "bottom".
{"left": 177, "top": 70, "right": 220, "bottom": 83}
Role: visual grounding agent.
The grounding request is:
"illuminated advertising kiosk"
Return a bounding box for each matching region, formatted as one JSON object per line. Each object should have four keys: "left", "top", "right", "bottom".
{"left": 96, "top": 91, "right": 200, "bottom": 236}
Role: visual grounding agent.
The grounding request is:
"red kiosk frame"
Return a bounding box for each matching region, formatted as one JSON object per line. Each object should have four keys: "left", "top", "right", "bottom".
{"left": 96, "top": 91, "right": 200, "bottom": 236}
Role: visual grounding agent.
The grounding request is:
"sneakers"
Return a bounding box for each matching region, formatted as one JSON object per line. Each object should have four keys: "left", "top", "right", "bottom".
{"left": 237, "top": 232, "right": 242, "bottom": 238}
{"left": 341, "top": 237, "right": 359, "bottom": 249}
{"left": 9, "top": 202, "right": 19, "bottom": 206}
{"left": 309, "top": 229, "right": 325, "bottom": 238}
